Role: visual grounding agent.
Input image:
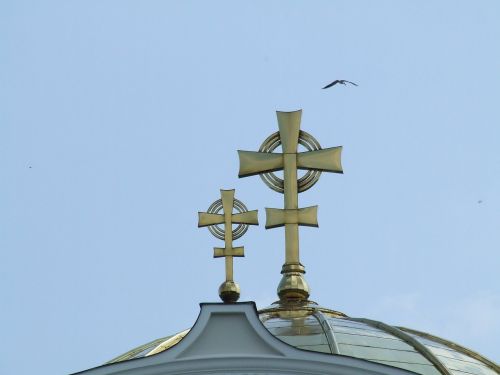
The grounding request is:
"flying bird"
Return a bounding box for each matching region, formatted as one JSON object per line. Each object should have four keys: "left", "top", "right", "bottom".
{"left": 322, "top": 80, "right": 358, "bottom": 89}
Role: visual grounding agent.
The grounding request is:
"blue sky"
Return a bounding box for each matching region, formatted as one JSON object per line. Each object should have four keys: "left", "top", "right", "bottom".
{"left": 1, "top": 1, "right": 499, "bottom": 374}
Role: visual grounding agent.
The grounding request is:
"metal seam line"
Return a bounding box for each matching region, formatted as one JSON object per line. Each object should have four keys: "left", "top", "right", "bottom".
{"left": 106, "top": 336, "right": 169, "bottom": 363}
{"left": 146, "top": 329, "right": 190, "bottom": 357}
{"left": 350, "top": 318, "right": 453, "bottom": 375}
{"left": 258, "top": 313, "right": 274, "bottom": 324}
{"left": 312, "top": 310, "right": 340, "bottom": 354}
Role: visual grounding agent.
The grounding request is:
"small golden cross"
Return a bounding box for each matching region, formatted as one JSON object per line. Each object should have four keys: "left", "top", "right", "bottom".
{"left": 237, "top": 110, "right": 342, "bottom": 301}
{"left": 198, "top": 189, "right": 258, "bottom": 302}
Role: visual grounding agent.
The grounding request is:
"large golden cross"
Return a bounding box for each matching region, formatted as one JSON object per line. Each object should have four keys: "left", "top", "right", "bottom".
{"left": 238, "top": 110, "right": 342, "bottom": 301}
{"left": 198, "top": 189, "right": 258, "bottom": 302}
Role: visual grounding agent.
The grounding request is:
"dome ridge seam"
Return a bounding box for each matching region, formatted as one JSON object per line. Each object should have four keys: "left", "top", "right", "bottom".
{"left": 312, "top": 310, "right": 340, "bottom": 354}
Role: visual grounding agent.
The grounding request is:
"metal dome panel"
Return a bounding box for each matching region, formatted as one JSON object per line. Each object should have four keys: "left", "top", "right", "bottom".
{"left": 400, "top": 329, "right": 499, "bottom": 375}
{"left": 258, "top": 302, "right": 499, "bottom": 375}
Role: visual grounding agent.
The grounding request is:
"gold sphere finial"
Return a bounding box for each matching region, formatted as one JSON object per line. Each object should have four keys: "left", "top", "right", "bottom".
{"left": 198, "top": 189, "right": 258, "bottom": 303}
{"left": 219, "top": 281, "right": 241, "bottom": 303}
{"left": 277, "top": 264, "right": 310, "bottom": 301}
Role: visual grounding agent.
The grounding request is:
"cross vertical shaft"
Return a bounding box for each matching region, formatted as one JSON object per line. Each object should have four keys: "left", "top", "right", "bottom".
{"left": 280, "top": 112, "right": 301, "bottom": 268}
{"left": 221, "top": 190, "right": 235, "bottom": 282}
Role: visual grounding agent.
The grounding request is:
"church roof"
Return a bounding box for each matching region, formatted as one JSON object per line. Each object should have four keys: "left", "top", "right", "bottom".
{"left": 106, "top": 300, "right": 499, "bottom": 375}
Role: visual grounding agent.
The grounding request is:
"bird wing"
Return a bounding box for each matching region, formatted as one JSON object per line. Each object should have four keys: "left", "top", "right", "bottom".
{"left": 345, "top": 80, "right": 358, "bottom": 86}
{"left": 322, "top": 80, "right": 340, "bottom": 89}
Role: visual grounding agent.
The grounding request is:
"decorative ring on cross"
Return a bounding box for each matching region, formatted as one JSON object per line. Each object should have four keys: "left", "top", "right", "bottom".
{"left": 206, "top": 198, "right": 250, "bottom": 240}
{"left": 258, "top": 130, "right": 322, "bottom": 193}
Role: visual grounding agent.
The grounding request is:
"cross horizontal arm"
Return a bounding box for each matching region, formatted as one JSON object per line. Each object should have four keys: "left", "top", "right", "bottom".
{"left": 265, "top": 206, "right": 318, "bottom": 229}
{"left": 238, "top": 150, "right": 283, "bottom": 177}
{"left": 232, "top": 210, "right": 259, "bottom": 225}
{"left": 198, "top": 212, "right": 224, "bottom": 227}
{"left": 297, "top": 146, "right": 343, "bottom": 173}
{"left": 214, "top": 246, "right": 244, "bottom": 258}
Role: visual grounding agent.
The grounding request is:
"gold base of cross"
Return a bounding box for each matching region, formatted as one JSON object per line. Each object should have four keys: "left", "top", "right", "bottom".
{"left": 278, "top": 267, "right": 310, "bottom": 301}
{"left": 219, "top": 280, "right": 241, "bottom": 303}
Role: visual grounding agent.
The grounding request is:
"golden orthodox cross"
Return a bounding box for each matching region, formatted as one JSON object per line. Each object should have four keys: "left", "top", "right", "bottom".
{"left": 238, "top": 110, "right": 342, "bottom": 301}
{"left": 198, "top": 189, "right": 258, "bottom": 302}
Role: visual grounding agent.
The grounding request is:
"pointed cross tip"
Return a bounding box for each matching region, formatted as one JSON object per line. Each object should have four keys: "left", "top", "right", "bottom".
{"left": 276, "top": 109, "right": 302, "bottom": 114}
